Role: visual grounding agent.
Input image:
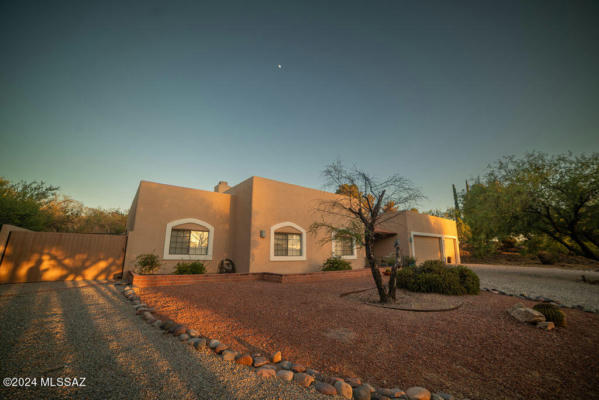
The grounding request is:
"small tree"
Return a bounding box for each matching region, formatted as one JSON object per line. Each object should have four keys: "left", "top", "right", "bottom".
{"left": 310, "top": 162, "right": 424, "bottom": 303}
{"left": 135, "top": 253, "right": 161, "bottom": 274}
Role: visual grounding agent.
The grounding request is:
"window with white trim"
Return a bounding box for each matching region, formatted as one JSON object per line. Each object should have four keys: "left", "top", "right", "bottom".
{"left": 169, "top": 229, "right": 209, "bottom": 255}
{"left": 274, "top": 232, "right": 302, "bottom": 256}
{"left": 333, "top": 235, "right": 355, "bottom": 257}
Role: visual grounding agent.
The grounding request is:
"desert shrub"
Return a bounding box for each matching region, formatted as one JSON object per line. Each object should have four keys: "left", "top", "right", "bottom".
{"left": 537, "top": 251, "right": 558, "bottom": 265}
{"left": 396, "top": 262, "right": 480, "bottom": 295}
{"left": 533, "top": 303, "right": 566, "bottom": 327}
{"left": 455, "top": 265, "right": 480, "bottom": 294}
{"left": 174, "top": 261, "right": 206, "bottom": 275}
{"left": 322, "top": 257, "right": 352, "bottom": 271}
{"left": 135, "top": 253, "right": 161, "bottom": 274}
{"left": 402, "top": 256, "right": 416, "bottom": 267}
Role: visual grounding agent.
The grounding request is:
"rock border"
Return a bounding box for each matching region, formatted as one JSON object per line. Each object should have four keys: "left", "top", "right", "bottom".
{"left": 118, "top": 282, "right": 468, "bottom": 400}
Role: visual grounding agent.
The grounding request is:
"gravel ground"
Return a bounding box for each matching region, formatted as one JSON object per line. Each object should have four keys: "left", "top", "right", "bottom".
{"left": 0, "top": 281, "right": 336, "bottom": 400}
{"left": 141, "top": 276, "right": 599, "bottom": 400}
{"left": 465, "top": 263, "right": 599, "bottom": 311}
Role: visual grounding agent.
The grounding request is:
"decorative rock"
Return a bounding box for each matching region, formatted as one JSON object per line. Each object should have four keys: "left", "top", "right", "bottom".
{"left": 208, "top": 339, "right": 220, "bottom": 349}
{"left": 293, "top": 372, "right": 314, "bottom": 387}
{"left": 508, "top": 305, "right": 546, "bottom": 324}
{"left": 334, "top": 380, "right": 353, "bottom": 399}
{"left": 377, "top": 388, "right": 405, "bottom": 398}
{"left": 433, "top": 393, "right": 454, "bottom": 400}
{"left": 347, "top": 377, "right": 362, "bottom": 387}
{"left": 222, "top": 350, "right": 237, "bottom": 361}
{"left": 279, "top": 360, "right": 292, "bottom": 370}
{"left": 193, "top": 338, "right": 207, "bottom": 349}
{"left": 291, "top": 363, "right": 306, "bottom": 373}
{"left": 536, "top": 321, "right": 555, "bottom": 330}
{"left": 315, "top": 381, "right": 337, "bottom": 395}
{"left": 276, "top": 369, "right": 294, "bottom": 381}
{"left": 152, "top": 320, "right": 162, "bottom": 328}
{"left": 406, "top": 386, "right": 431, "bottom": 400}
{"left": 262, "top": 364, "right": 277, "bottom": 370}
{"left": 172, "top": 325, "right": 186, "bottom": 336}
{"left": 253, "top": 356, "right": 269, "bottom": 367}
{"left": 271, "top": 351, "right": 282, "bottom": 363}
{"left": 430, "top": 394, "right": 443, "bottom": 400}
{"left": 306, "top": 368, "right": 318, "bottom": 377}
{"left": 133, "top": 304, "right": 147, "bottom": 309}
{"left": 363, "top": 383, "right": 376, "bottom": 393}
{"left": 161, "top": 320, "right": 175, "bottom": 330}
{"left": 371, "top": 395, "right": 391, "bottom": 400}
{"left": 354, "top": 385, "right": 372, "bottom": 400}
{"left": 143, "top": 311, "right": 154, "bottom": 321}
{"left": 214, "top": 343, "right": 228, "bottom": 354}
{"left": 136, "top": 308, "right": 153, "bottom": 315}
{"left": 256, "top": 367, "right": 276, "bottom": 378}
{"left": 187, "top": 329, "right": 200, "bottom": 338}
{"left": 235, "top": 354, "right": 253, "bottom": 366}
{"left": 179, "top": 333, "right": 190, "bottom": 341}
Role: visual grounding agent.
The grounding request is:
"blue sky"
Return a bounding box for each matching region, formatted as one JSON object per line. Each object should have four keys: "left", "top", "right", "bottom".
{"left": 1, "top": 0, "right": 597, "bottom": 211}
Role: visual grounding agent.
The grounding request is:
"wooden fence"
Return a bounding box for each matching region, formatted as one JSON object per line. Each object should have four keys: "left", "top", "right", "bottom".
{"left": 0, "top": 231, "right": 127, "bottom": 283}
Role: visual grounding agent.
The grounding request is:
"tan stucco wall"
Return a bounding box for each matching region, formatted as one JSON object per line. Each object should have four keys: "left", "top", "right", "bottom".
{"left": 373, "top": 213, "right": 411, "bottom": 260}
{"left": 248, "top": 177, "right": 365, "bottom": 274}
{"left": 124, "top": 181, "right": 233, "bottom": 275}
{"left": 225, "top": 178, "right": 253, "bottom": 273}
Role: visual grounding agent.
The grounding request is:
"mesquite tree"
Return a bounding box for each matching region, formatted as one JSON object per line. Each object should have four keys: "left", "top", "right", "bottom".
{"left": 310, "top": 162, "right": 424, "bottom": 303}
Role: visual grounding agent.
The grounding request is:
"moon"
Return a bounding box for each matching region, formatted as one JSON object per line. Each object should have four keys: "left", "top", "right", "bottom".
{"left": 277, "top": 64, "right": 282, "bottom": 69}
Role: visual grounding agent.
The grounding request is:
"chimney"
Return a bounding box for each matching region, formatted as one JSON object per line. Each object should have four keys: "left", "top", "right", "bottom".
{"left": 214, "top": 181, "right": 231, "bottom": 193}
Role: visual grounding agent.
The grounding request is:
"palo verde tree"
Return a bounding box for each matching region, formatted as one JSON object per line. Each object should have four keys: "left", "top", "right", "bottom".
{"left": 461, "top": 152, "right": 599, "bottom": 260}
{"left": 310, "top": 162, "right": 424, "bottom": 303}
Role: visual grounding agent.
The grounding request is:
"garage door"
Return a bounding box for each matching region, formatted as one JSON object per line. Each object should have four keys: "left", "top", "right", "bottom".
{"left": 413, "top": 235, "right": 442, "bottom": 263}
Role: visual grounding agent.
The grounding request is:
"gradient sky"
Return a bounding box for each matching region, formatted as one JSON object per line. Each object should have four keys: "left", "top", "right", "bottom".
{"left": 1, "top": 0, "right": 598, "bottom": 211}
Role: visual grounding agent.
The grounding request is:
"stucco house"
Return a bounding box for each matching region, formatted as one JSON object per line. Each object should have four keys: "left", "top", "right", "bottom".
{"left": 123, "top": 177, "right": 460, "bottom": 275}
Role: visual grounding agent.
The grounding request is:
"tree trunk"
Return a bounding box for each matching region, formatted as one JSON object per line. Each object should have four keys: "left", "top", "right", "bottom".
{"left": 365, "top": 228, "right": 388, "bottom": 303}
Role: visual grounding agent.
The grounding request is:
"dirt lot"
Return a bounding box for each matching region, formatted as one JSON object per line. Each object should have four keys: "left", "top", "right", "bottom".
{"left": 141, "top": 276, "right": 599, "bottom": 400}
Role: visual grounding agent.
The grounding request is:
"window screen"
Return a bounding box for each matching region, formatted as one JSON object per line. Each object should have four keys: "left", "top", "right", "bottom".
{"left": 334, "top": 236, "right": 354, "bottom": 256}
{"left": 169, "top": 229, "right": 209, "bottom": 255}
{"left": 274, "top": 232, "right": 302, "bottom": 256}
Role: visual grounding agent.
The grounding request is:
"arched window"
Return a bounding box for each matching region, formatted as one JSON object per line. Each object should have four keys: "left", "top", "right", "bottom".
{"left": 270, "top": 222, "right": 307, "bottom": 261}
{"left": 163, "top": 218, "right": 214, "bottom": 260}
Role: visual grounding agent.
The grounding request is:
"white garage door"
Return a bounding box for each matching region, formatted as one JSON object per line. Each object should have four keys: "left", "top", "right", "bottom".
{"left": 413, "top": 235, "right": 442, "bottom": 263}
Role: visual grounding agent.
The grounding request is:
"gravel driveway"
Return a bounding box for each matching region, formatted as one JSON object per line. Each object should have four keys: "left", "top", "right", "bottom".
{"left": 0, "top": 281, "right": 334, "bottom": 400}
{"left": 465, "top": 264, "right": 599, "bottom": 312}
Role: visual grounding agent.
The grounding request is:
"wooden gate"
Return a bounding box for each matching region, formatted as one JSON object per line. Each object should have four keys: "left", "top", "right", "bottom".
{"left": 0, "top": 231, "right": 126, "bottom": 283}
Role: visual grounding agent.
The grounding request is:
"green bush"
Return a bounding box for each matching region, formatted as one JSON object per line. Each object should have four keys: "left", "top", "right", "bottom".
{"left": 135, "top": 253, "right": 161, "bottom": 274}
{"left": 533, "top": 303, "right": 566, "bottom": 327}
{"left": 396, "top": 261, "right": 479, "bottom": 295}
{"left": 174, "top": 261, "right": 206, "bottom": 275}
{"left": 322, "top": 257, "right": 352, "bottom": 271}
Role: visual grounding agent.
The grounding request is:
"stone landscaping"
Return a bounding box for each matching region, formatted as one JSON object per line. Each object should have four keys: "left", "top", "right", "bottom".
{"left": 122, "top": 277, "right": 599, "bottom": 400}
{"left": 120, "top": 284, "right": 455, "bottom": 400}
